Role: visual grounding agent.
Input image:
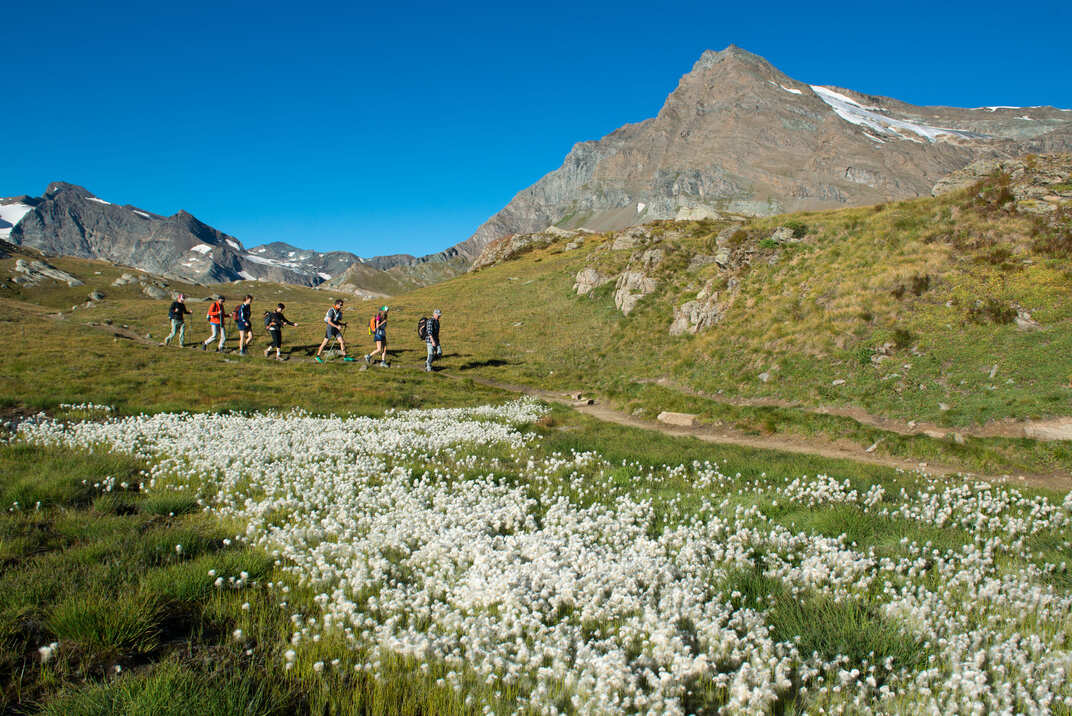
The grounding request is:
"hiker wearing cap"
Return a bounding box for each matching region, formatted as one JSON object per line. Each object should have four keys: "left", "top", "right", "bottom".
{"left": 315, "top": 298, "right": 353, "bottom": 363}
{"left": 364, "top": 305, "right": 389, "bottom": 367}
{"left": 235, "top": 295, "right": 254, "bottom": 355}
{"left": 163, "top": 294, "right": 192, "bottom": 347}
{"left": 263, "top": 303, "right": 298, "bottom": 360}
{"left": 424, "top": 309, "right": 442, "bottom": 372}
{"left": 201, "top": 296, "right": 227, "bottom": 352}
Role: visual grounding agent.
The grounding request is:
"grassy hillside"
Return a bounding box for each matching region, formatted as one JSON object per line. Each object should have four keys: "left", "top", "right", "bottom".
{"left": 406, "top": 162, "right": 1072, "bottom": 429}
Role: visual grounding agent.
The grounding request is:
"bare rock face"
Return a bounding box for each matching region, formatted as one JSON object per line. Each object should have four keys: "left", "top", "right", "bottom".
{"left": 573, "top": 268, "right": 611, "bottom": 296}
{"left": 452, "top": 46, "right": 1072, "bottom": 262}
{"left": 670, "top": 295, "right": 723, "bottom": 335}
{"left": 13, "top": 258, "right": 83, "bottom": 287}
{"left": 615, "top": 271, "right": 657, "bottom": 315}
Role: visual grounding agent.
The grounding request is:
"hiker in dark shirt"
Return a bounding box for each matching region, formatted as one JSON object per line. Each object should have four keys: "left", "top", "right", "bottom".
{"left": 235, "top": 295, "right": 254, "bottom": 355}
{"left": 263, "top": 303, "right": 298, "bottom": 361}
{"left": 314, "top": 299, "right": 353, "bottom": 363}
{"left": 424, "top": 309, "right": 441, "bottom": 372}
{"left": 163, "top": 294, "right": 192, "bottom": 347}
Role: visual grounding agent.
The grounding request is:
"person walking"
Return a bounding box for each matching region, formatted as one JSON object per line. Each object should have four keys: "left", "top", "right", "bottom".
{"left": 314, "top": 298, "right": 353, "bottom": 363}
{"left": 424, "top": 309, "right": 442, "bottom": 372}
{"left": 235, "top": 295, "right": 253, "bottom": 355}
{"left": 163, "top": 293, "right": 191, "bottom": 347}
{"left": 201, "top": 296, "right": 227, "bottom": 352}
{"left": 364, "top": 305, "right": 390, "bottom": 367}
{"left": 263, "top": 303, "right": 298, "bottom": 360}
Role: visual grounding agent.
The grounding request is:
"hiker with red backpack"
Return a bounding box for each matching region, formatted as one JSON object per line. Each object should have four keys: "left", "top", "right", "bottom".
{"left": 201, "top": 296, "right": 227, "bottom": 352}
{"left": 315, "top": 298, "right": 354, "bottom": 363}
{"left": 234, "top": 295, "right": 253, "bottom": 355}
{"left": 364, "top": 305, "right": 389, "bottom": 367}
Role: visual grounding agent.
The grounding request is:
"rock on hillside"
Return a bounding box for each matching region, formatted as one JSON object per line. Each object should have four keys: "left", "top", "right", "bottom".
{"left": 453, "top": 46, "right": 1072, "bottom": 261}
{"left": 932, "top": 154, "right": 1072, "bottom": 214}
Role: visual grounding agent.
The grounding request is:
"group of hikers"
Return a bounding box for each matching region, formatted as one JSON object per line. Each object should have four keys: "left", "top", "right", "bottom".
{"left": 163, "top": 294, "right": 442, "bottom": 371}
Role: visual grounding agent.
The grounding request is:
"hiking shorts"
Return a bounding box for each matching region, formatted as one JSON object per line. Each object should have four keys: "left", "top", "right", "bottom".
{"left": 236, "top": 320, "right": 251, "bottom": 332}
{"left": 268, "top": 328, "right": 282, "bottom": 348}
{"left": 373, "top": 329, "right": 386, "bottom": 343}
{"left": 325, "top": 325, "right": 341, "bottom": 339}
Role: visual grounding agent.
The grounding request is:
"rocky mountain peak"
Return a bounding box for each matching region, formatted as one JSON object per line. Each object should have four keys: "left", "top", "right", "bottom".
{"left": 45, "top": 182, "right": 93, "bottom": 199}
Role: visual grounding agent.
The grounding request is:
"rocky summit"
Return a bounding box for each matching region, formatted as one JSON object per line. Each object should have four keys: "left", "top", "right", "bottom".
{"left": 456, "top": 45, "right": 1072, "bottom": 262}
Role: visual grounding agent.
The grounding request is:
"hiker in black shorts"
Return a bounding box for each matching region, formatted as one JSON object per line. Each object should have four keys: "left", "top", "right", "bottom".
{"left": 235, "top": 295, "right": 253, "bottom": 355}
{"left": 364, "top": 305, "right": 389, "bottom": 367}
{"left": 163, "top": 293, "right": 191, "bottom": 346}
{"left": 263, "top": 303, "right": 298, "bottom": 360}
{"left": 314, "top": 299, "right": 353, "bottom": 363}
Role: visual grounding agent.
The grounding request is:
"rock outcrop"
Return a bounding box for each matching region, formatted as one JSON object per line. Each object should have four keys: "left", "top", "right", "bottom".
{"left": 12, "top": 258, "right": 83, "bottom": 287}
{"left": 614, "top": 272, "right": 657, "bottom": 315}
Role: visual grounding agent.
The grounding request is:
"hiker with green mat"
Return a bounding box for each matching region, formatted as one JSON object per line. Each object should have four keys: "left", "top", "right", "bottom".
{"left": 364, "top": 305, "right": 389, "bottom": 367}
{"left": 315, "top": 298, "right": 353, "bottom": 363}
{"left": 263, "top": 303, "right": 298, "bottom": 361}
{"left": 163, "top": 293, "right": 191, "bottom": 347}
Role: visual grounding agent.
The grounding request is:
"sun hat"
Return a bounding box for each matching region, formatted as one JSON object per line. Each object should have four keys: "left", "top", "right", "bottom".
{"left": 380, "top": 305, "right": 389, "bottom": 312}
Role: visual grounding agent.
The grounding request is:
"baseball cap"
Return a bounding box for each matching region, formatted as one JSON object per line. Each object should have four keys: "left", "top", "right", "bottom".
{"left": 433, "top": 309, "right": 441, "bottom": 316}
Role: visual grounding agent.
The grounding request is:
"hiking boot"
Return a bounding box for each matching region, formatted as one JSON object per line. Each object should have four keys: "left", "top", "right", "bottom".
{"left": 314, "top": 356, "right": 324, "bottom": 364}
{"left": 342, "top": 356, "right": 355, "bottom": 362}
{"left": 363, "top": 354, "right": 371, "bottom": 365}
{"left": 378, "top": 361, "right": 389, "bottom": 368}
{"left": 425, "top": 365, "right": 431, "bottom": 372}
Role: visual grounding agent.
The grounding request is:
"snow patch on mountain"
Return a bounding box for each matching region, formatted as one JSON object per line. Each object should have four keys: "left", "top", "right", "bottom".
{"left": 189, "top": 244, "right": 213, "bottom": 255}
{"left": 86, "top": 197, "right": 111, "bottom": 206}
{"left": 0, "top": 203, "right": 33, "bottom": 239}
{"left": 811, "top": 85, "right": 978, "bottom": 143}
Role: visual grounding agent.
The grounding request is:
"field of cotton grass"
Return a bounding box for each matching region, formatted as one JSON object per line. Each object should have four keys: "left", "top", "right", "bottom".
{"left": 9, "top": 398, "right": 1072, "bottom": 714}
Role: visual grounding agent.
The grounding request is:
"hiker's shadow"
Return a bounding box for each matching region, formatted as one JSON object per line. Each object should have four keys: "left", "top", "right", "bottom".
{"left": 457, "top": 358, "right": 514, "bottom": 370}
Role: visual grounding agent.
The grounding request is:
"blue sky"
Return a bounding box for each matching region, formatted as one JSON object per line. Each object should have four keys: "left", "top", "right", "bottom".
{"left": 4, "top": 0, "right": 1070, "bottom": 257}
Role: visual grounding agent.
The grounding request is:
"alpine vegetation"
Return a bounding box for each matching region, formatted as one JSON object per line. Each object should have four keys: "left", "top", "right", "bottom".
{"left": 16, "top": 402, "right": 1072, "bottom": 714}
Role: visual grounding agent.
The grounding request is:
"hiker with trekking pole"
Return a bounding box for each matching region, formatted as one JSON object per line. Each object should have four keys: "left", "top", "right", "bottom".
{"left": 315, "top": 298, "right": 353, "bottom": 363}
{"left": 420, "top": 309, "right": 442, "bottom": 372}
{"left": 163, "top": 293, "right": 191, "bottom": 347}
{"left": 263, "top": 303, "right": 298, "bottom": 360}
{"left": 201, "top": 295, "right": 228, "bottom": 352}
{"left": 364, "top": 305, "right": 390, "bottom": 367}
{"left": 234, "top": 295, "right": 254, "bottom": 355}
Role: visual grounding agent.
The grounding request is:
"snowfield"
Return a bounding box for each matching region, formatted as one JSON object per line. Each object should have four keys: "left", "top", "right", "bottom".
{"left": 0, "top": 202, "right": 33, "bottom": 239}
{"left": 15, "top": 401, "right": 1072, "bottom": 714}
{"left": 811, "top": 86, "right": 980, "bottom": 144}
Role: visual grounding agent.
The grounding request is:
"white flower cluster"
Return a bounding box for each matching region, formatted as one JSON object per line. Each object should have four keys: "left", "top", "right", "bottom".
{"left": 58, "top": 403, "right": 114, "bottom": 413}
{"left": 16, "top": 401, "right": 1072, "bottom": 714}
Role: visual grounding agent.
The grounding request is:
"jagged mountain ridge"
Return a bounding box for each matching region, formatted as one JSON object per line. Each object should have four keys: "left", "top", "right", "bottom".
{"left": 454, "top": 45, "right": 1072, "bottom": 262}
{"left": 3, "top": 183, "right": 461, "bottom": 290}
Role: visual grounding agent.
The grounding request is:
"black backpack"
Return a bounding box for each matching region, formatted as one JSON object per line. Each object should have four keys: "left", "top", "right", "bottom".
{"left": 263, "top": 311, "right": 274, "bottom": 329}
{"left": 417, "top": 316, "right": 428, "bottom": 340}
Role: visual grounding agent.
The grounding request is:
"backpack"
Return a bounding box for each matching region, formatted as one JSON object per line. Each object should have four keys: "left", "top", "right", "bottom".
{"left": 263, "top": 311, "right": 274, "bottom": 329}
{"left": 368, "top": 315, "right": 377, "bottom": 335}
{"left": 232, "top": 306, "right": 242, "bottom": 322}
{"left": 417, "top": 316, "right": 428, "bottom": 340}
{"left": 207, "top": 301, "right": 221, "bottom": 322}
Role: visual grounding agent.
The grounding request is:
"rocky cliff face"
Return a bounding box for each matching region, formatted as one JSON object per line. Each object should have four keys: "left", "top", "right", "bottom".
{"left": 458, "top": 45, "right": 1072, "bottom": 264}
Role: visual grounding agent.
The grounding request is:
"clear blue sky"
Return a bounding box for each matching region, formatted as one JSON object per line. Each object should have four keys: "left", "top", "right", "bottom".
{"left": 4, "top": 0, "right": 1069, "bottom": 257}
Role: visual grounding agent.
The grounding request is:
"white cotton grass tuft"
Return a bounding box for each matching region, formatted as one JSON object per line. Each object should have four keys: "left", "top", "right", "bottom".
{"left": 16, "top": 398, "right": 1072, "bottom": 713}
{"left": 38, "top": 642, "right": 59, "bottom": 664}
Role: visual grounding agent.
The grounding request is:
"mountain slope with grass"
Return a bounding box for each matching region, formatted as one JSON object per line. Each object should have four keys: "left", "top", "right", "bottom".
{"left": 410, "top": 154, "right": 1072, "bottom": 434}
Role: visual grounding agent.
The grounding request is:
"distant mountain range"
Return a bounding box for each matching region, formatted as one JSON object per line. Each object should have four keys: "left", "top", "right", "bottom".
{"left": 4, "top": 45, "right": 1071, "bottom": 289}
{"left": 456, "top": 45, "right": 1072, "bottom": 260}
{"left": 0, "top": 182, "right": 462, "bottom": 292}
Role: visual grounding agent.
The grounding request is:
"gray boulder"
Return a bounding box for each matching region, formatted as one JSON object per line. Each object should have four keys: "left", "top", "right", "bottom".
{"left": 614, "top": 271, "right": 657, "bottom": 315}
{"left": 142, "top": 284, "right": 170, "bottom": 300}
{"left": 573, "top": 268, "right": 612, "bottom": 296}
